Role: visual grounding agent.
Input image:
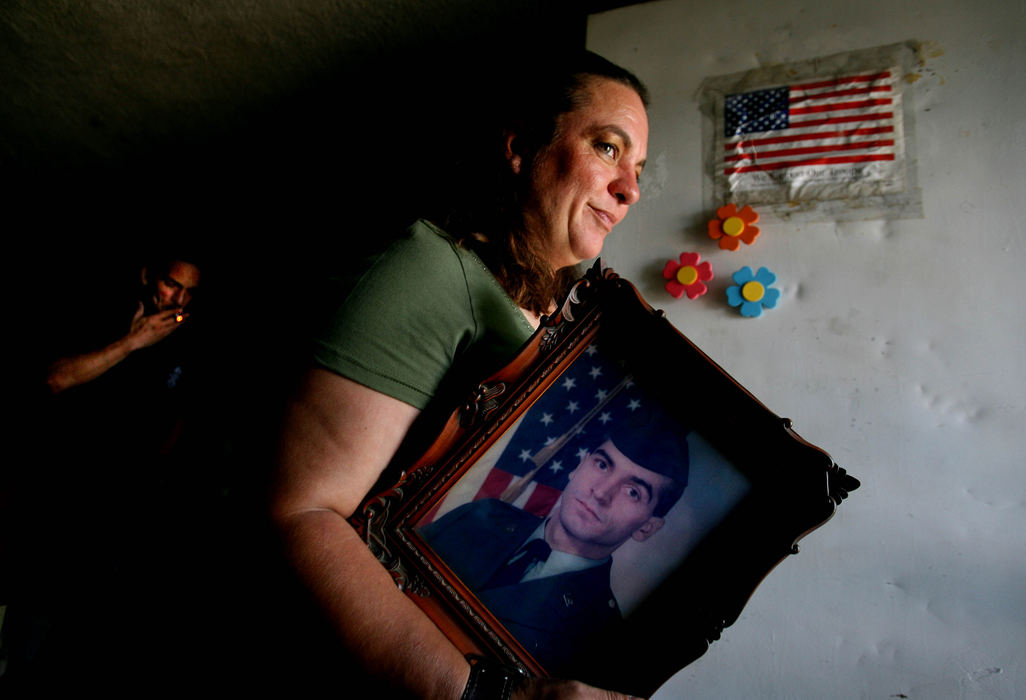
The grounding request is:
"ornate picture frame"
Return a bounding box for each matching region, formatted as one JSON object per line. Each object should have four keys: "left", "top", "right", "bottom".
{"left": 349, "top": 263, "right": 859, "bottom": 696}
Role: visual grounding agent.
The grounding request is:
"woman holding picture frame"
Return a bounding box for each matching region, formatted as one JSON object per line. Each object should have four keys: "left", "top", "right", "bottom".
{"left": 271, "top": 51, "right": 650, "bottom": 700}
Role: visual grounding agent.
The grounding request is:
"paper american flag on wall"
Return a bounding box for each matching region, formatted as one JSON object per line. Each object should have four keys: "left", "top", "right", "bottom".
{"left": 723, "top": 70, "right": 898, "bottom": 176}
{"left": 712, "top": 66, "right": 908, "bottom": 204}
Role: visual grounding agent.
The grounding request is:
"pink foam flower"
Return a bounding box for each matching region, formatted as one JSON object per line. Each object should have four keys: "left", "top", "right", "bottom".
{"left": 663, "top": 252, "right": 714, "bottom": 299}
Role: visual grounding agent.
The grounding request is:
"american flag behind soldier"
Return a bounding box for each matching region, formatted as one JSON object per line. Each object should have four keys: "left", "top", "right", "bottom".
{"left": 458, "top": 341, "right": 685, "bottom": 518}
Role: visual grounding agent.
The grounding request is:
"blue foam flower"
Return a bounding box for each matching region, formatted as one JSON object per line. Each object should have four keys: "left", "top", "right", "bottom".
{"left": 726, "top": 266, "right": 780, "bottom": 317}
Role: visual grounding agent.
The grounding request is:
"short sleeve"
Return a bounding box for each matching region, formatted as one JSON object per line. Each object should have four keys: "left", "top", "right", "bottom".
{"left": 311, "top": 222, "right": 479, "bottom": 409}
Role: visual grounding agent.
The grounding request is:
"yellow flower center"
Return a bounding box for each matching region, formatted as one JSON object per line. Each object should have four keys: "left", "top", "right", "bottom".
{"left": 742, "top": 281, "right": 765, "bottom": 302}
{"left": 722, "top": 216, "right": 746, "bottom": 237}
{"left": 676, "top": 265, "right": 699, "bottom": 286}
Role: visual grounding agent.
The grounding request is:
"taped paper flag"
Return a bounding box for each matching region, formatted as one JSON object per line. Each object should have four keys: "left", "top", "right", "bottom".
{"left": 724, "top": 71, "right": 897, "bottom": 176}
{"left": 699, "top": 42, "right": 921, "bottom": 218}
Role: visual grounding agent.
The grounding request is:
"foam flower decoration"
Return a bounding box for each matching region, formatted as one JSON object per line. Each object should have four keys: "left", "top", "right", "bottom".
{"left": 727, "top": 266, "right": 780, "bottom": 317}
{"left": 708, "top": 204, "right": 760, "bottom": 251}
{"left": 662, "top": 252, "right": 713, "bottom": 299}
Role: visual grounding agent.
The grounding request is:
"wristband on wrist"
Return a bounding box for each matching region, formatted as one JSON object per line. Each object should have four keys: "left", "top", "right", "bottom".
{"left": 460, "top": 654, "right": 525, "bottom": 700}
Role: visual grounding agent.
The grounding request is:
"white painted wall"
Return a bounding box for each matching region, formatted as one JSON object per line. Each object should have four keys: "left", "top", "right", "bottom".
{"left": 588, "top": 1, "right": 1025, "bottom": 697}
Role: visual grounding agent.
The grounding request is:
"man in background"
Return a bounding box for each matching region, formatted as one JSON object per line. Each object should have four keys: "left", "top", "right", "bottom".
{"left": 1, "top": 253, "right": 208, "bottom": 691}
{"left": 45, "top": 256, "right": 201, "bottom": 396}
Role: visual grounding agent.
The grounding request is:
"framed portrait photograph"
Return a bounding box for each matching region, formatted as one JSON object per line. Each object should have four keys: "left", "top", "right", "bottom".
{"left": 349, "top": 263, "right": 859, "bottom": 697}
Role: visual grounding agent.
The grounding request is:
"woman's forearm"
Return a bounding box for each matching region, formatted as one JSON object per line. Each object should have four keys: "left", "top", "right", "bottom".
{"left": 271, "top": 369, "right": 469, "bottom": 697}
{"left": 277, "top": 507, "right": 470, "bottom": 698}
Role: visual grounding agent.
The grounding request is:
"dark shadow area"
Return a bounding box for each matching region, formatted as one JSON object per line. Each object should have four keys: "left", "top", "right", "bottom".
{"left": 1, "top": 6, "right": 619, "bottom": 693}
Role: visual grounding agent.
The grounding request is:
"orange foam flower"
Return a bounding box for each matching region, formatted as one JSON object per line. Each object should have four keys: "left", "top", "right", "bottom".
{"left": 708, "top": 204, "right": 760, "bottom": 251}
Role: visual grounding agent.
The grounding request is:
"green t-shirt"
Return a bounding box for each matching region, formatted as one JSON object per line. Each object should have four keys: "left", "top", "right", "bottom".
{"left": 312, "top": 219, "right": 534, "bottom": 411}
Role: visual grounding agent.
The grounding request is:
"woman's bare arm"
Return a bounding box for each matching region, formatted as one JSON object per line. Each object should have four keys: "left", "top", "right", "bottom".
{"left": 271, "top": 368, "right": 471, "bottom": 698}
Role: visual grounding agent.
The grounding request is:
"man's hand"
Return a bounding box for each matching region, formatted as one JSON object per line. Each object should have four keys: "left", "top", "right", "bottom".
{"left": 515, "top": 678, "right": 643, "bottom": 700}
{"left": 126, "top": 302, "right": 186, "bottom": 351}
{"left": 46, "top": 302, "right": 188, "bottom": 394}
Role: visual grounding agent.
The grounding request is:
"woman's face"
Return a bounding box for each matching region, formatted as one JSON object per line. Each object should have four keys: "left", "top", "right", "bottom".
{"left": 517, "top": 78, "right": 649, "bottom": 271}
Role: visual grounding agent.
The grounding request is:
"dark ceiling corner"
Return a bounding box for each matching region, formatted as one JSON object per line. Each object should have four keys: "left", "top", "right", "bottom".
{"left": 4, "top": 0, "right": 650, "bottom": 300}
